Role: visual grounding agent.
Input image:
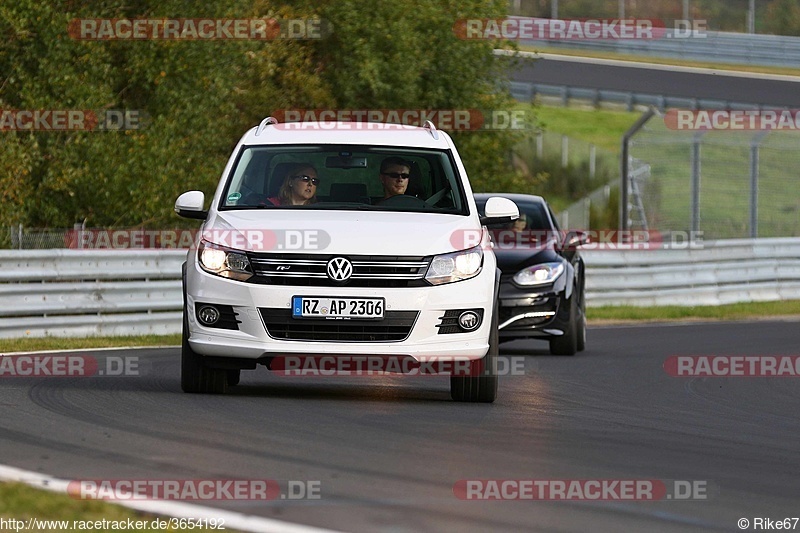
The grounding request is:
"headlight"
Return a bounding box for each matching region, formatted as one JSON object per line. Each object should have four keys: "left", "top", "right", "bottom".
{"left": 425, "top": 246, "right": 483, "bottom": 285}
{"left": 198, "top": 240, "right": 253, "bottom": 281}
{"left": 513, "top": 261, "right": 564, "bottom": 286}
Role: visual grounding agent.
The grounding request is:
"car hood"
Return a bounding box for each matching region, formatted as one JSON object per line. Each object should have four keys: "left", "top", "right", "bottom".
{"left": 492, "top": 245, "right": 562, "bottom": 273}
{"left": 204, "top": 210, "right": 483, "bottom": 256}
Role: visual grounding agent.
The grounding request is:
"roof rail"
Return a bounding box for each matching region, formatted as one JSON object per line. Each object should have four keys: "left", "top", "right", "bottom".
{"left": 423, "top": 120, "right": 439, "bottom": 140}
{"left": 255, "top": 116, "right": 279, "bottom": 136}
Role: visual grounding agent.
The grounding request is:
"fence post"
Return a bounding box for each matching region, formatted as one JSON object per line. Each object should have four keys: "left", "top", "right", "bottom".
{"left": 749, "top": 131, "right": 769, "bottom": 238}
{"left": 620, "top": 108, "right": 656, "bottom": 234}
{"left": 589, "top": 144, "right": 596, "bottom": 179}
{"left": 561, "top": 135, "right": 568, "bottom": 168}
{"left": 691, "top": 131, "right": 705, "bottom": 233}
{"left": 536, "top": 132, "right": 543, "bottom": 159}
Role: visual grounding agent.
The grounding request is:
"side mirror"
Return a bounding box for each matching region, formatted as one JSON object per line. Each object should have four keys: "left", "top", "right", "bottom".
{"left": 175, "top": 191, "right": 207, "bottom": 220}
{"left": 480, "top": 197, "right": 519, "bottom": 226}
{"left": 561, "top": 230, "right": 590, "bottom": 250}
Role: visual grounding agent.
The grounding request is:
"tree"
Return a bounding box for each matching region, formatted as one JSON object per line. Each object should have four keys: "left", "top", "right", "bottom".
{"left": 0, "top": 0, "right": 527, "bottom": 234}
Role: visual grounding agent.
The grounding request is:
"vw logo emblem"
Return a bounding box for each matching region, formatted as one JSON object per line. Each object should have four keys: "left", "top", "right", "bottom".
{"left": 326, "top": 257, "right": 353, "bottom": 281}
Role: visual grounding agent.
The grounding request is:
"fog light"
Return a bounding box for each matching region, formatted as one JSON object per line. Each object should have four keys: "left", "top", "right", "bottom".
{"left": 458, "top": 310, "right": 481, "bottom": 331}
{"left": 198, "top": 305, "right": 220, "bottom": 325}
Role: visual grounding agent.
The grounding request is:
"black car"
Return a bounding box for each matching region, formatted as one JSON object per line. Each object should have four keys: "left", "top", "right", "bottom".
{"left": 475, "top": 193, "right": 587, "bottom": 355}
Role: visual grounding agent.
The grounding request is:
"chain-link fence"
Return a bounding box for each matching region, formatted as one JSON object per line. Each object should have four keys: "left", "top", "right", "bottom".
{"left": 6, "top": 225, "right": 75, "bottom": 249}
{"left": 624, "top": 111, "right": 800, "bottom": 239}
{"left": 516, "top": 130, "right": 618, "bottom": 226}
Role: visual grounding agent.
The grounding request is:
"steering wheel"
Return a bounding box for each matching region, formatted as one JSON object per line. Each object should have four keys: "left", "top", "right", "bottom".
{"left": 378, "top": 194, "right": 428, "bottom": 207}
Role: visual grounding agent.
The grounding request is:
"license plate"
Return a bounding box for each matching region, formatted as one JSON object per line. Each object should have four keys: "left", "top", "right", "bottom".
{"left": 292, "top": 296, "right": 385, "bottom": 319}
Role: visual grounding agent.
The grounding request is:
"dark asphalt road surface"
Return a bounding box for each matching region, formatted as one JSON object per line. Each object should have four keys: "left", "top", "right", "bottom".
{"left": 1, "top": 320, "right": 799, "bottom": 532}
{"left": 511, "top": 55, "right": 800, "bottom": 108}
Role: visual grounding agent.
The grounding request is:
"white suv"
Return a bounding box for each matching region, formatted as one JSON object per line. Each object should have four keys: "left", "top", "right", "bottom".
{"left": 175, "top": 118, "right": 518, "bottom": 402}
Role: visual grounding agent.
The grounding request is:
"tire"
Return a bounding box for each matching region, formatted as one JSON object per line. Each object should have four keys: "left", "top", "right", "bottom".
{"left": 576, "top": 287, "right": 586, "bottom": 352}
{"left": 226, "top": 369, "right": 241, "bottom": 387}
{"left": 549, "top": 293, "right": 578, "bottom": 356}
{"left": 181, "top": 305, "right": 228, "bottom": 394}
{"left": 450, "top": 301, "right": 499, "bottom": 403}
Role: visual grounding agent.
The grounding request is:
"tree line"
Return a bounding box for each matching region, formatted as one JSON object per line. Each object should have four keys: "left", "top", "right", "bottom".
{"left": 0, "top": 0, "right": 524, "bottom": 233}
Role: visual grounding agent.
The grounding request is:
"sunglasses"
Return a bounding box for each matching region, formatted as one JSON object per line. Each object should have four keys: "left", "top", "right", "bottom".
{"left": 382, "top": 172, "right": 410, "bottom": 180}
{"left": 293, "top": 175, "right": 320, "bottom": 185}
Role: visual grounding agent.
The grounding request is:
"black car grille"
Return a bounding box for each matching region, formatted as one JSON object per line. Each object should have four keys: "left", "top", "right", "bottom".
{"left": 259, "top": 308, "right": 419, "bottom": 342}
{"left": 247, "top": 253, "right": 430, "bottom": 288}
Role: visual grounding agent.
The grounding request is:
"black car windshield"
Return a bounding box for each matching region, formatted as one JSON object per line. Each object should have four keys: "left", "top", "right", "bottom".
{"left": 219, "top": 145, "right": 467, "bottom": 215}
{"left": 476, "top": 198, "right": 559, "bottom": 246}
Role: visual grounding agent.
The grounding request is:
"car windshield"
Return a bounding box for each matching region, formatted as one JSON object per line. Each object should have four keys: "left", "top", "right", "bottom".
{"left": 219, "top": 145, "right": 468, "bottom": 214}
{"left": 477, "top": 198, "right": 559, "bottom": 245}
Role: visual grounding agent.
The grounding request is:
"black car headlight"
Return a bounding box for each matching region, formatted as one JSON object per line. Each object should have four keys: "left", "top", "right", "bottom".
{"left": 513, "top": 261, "right": 564, "bottom": 286}
{"left": 198, "top": 240, "right": 253, "bottom": 281}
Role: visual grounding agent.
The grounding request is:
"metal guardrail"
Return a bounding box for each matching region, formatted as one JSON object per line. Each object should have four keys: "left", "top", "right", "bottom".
{"left": 1, "top": 240, "right": 798, "bottom": 338}
{"left": 518, "top": 28, "right": 800, "bottom": 68}
{"left": 581, "top": 237, "right": 800, "bottom": 307}
{"left": 510, "top": 81, "right": 771, "bottom": 111}
{"left": 0, "top": 250, "right": 186, "bottom": 339}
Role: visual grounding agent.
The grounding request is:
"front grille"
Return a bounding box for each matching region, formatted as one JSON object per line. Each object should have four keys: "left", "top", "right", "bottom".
{"left": 260, "top": 308, "right": 418, "bottom": 342}
{"left": 248, "top": 253, "right": 430, "bottom": 287}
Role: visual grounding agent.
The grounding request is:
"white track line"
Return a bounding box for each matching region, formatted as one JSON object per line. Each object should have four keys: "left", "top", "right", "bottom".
{"left": 0, "top": 459, "right": 340, "bottom": 533}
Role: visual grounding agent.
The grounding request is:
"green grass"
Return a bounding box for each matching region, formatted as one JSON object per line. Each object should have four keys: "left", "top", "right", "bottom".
{"left": 588, "top": 300, "right": 800, "bottom": 322}
{"left": 1, "top": 334, "right": 180, "bottom": 354}
{"left": 531, "top": 105, "right": 641, "bottom": 154}
{"left": 0, "top": 482, "right": 203, "bottom": 532}
{"left": 515, "top": 45, "right": 800, "bottom": 77}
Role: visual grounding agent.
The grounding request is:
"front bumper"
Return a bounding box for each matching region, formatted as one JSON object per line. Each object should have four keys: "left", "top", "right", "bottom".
{"left": 185, "top": 258, "right": 496, "bottom": 362}
{"left": 497, "top": 278, "right": 569, "bottom": 340}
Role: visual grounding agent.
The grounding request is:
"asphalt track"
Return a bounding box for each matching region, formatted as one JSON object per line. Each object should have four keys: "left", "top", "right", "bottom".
{"left": 1, "top": 320, "right": 799, "bottom": 532}
{"left": 510, "top": 55, "right": 800, "bottom": 108}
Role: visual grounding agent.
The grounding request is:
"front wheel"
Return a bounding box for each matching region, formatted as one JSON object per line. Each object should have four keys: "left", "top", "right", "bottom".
{"left": 576, "top": 289, "right": 586, "bottom": 352}
{"left": 549, "top": 294, "right": 578, "bottom": 356}
{"left": 181, "top": 306, "right": 228, "bottom": 394}
{"left": 450, "top": 302, "right": 499, "bottom": 403}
